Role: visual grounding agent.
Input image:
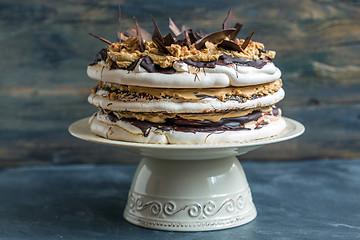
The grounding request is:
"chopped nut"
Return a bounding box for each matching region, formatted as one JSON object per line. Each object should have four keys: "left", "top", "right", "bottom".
{"left": 169, "top": 44, "right": 181, "bottom": 57}
{"left": 109, "top": 92, "right": 117, "bottom": 100}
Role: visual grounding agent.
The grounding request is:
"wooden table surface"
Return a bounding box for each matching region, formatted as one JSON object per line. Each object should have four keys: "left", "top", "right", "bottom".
{"left": 1, "top": 0, "right": 360, "bottom": 165}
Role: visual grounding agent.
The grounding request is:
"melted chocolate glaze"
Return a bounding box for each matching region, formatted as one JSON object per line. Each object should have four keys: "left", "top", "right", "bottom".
{"left": 140, "top": 56, "right": 176, "bottom": 74}
{"left": 138, "top": 54, "right": 270, "bottom": 73}
{"left": 90, "top": 49, "right": 271, "bottom": 74}
{"left": 183, "top": 59, "right": 217, "bottom": 68}
{"left": 218, "top": 53, "right": 269, "bottom": 69}
{"left": 103, "top": 108, "right": 280, "bottom": 137}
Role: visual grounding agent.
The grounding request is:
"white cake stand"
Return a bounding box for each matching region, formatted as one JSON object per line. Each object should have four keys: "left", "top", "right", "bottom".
{"left": 69, "top": 117, "right": 304, "bottom": 231}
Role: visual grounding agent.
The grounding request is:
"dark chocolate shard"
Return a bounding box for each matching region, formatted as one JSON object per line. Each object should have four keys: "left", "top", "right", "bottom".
{"left": 188, "top": 29, "right": 199, "bottom": 44}
{"left": 151, "top": 17, "right": 172, "bottom": 55}
{"left": 141, "top": 29, "right": 152, "bottom": 42}
{"left": 117, "top": 5, "right": 122, "bottom": 50}
{"left": 163, "top": 32, "right": 175, "bottom": 46}
{"left": 151, "top": 16, "right": 164, "bottom": 43}
{"left": 88, "top": 33, "right": 112, "bottom": 45}
{"left": 194, "top": 31, "right": 203, "bottom": 40}
{"left": 140, "top": 56, "right": 176, "bottom": 74}
{"left": 218, "top": 40, "right": 243, "bottom": 52}
{"left": 195, "top": 28, "right": 236, "bottom": 50}
{"left": 124, "top": 27, "right": 137, "bottom": 38}
{"left": 223, "top": 9, "right": 232, "bottom": 29}
{"left": 181, "top": 25, "right": 189, "bottom": 32}
{"left": 184, "top": 30, "right": 191, "bottom": 47}
{"left": 241, "top": 31, "right": 255, "bottom": 50}
{"left": 117, "top": 31, "right": 128, "bottom": 42}
{"left": 169, "top": 17, "right": 181, "bottom": 36}
{"left": 175, "top": 31, "right": 186, "bottom": 45}
{"left": 153, "top": 37, "right": 172, "bottom": 54}
{"left": 229, "top": 23, "right": 243, "bottom": 40}
{"left": 134, "top": 17, "right": 145, "bottom": 52}
{"left": 183, "top": 59, "right": 217, "bottom": 68}
{"left": 198, "top": 30, "right": 206, "bottom": 38}
{"left": 175, "top": 30, "right": 193, "bottom": 46}
{"left": 124, "top": 27, "right": 152, "bottom": 41}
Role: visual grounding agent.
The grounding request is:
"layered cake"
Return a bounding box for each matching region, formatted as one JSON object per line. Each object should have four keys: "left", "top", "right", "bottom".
{"left": 87, "top": 11, "right": 286, "bottom": 144}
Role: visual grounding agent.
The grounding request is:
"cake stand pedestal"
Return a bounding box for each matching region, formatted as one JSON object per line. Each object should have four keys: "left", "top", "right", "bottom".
{"left": 69, "top": 117, "right": 304, "bottom": 231}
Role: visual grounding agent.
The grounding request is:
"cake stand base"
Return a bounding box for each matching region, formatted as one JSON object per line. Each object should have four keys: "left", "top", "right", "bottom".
{"left": 123, "top": 156, "right": 256, "bottom": 231}
{"left": 69, "top": 117, "right": 304, "bottom": 232}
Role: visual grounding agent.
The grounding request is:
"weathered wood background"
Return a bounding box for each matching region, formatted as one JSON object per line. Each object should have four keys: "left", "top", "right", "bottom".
{"left": 1, "top": 0, "right": 359, "bottom": 165}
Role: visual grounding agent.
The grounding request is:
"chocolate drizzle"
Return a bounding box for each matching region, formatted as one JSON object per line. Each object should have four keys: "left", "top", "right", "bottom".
{"left": 183, "top": 59, "right": 217, "bottom": 69}
{"left": 102, "top": 108, "right": 280, "bottom": 137}
{"left": 218, "top": 53, "right": 269, "bottom": 69}
{"left": 140, "top": 56, "right": 176, "bottom": 74}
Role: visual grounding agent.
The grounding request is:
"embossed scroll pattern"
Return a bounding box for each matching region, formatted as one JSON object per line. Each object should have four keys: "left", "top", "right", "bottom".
{"left": 127, "top": 188, "right": 251, "bottom": 219}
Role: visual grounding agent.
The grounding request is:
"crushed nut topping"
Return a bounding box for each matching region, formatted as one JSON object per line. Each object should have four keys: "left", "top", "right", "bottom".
{"left": 90, "top": 10, "right": 277, "bottom": 69}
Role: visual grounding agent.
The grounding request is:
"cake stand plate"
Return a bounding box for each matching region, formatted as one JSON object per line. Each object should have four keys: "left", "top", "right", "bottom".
{"left": 69, "top": 117, "right": 304, "bottom": 231}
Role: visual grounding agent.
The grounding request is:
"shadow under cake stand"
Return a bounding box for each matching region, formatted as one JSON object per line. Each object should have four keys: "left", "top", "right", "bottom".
{"left": 69, "top": 117, "right": 304, "bottom": 231}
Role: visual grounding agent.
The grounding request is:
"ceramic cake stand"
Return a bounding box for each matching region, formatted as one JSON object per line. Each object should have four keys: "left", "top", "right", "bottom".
{"left": 69, "top": 117, "right": 304, "bottom": 231}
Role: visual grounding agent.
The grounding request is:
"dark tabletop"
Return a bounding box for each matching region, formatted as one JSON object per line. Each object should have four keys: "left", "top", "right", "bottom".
{"left": 0, "top": 159, "right": 359, "bottom": 240}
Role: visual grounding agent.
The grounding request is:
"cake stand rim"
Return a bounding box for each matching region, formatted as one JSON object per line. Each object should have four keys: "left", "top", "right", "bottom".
{"left": 68, "top": 117, "right": 304, "bottom": 150}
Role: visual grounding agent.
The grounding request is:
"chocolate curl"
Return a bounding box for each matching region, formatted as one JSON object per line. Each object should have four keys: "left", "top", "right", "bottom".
{"left": 195, "top": 28, "right": 236, "bottom": 50}
{"left": 229, "top": 23, "right": 243, "bottom": 40}
{"left": 133, "top": 17, "right": 145, "bottom": 52}
{"left": 88, "top": 33, "right": 112, "bottom": 45}
{"left": 241, "top": 31, "right": 255, "bottom": 50}
{"left": 169, "top": 17, "right": 181, "bottom": 36}
{"left": 223, "top": 9, "right": 232, "bottom": 29}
